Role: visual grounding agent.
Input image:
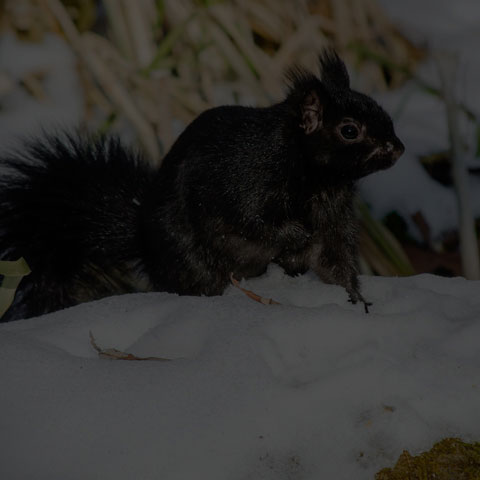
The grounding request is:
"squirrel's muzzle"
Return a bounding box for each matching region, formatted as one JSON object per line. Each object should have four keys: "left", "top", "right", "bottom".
{"left": 386, "top": 137, "right": 405, "bottom": 162}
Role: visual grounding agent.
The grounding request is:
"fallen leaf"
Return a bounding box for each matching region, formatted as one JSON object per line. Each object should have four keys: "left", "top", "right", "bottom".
{"left": 89, "top": 331, "right": 172, "bottom": 361}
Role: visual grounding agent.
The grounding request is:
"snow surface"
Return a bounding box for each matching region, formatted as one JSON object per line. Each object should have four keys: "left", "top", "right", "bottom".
{"left": 1, "top": 267, "right": 480, "bottom": 479}
{"left": 361, "top": 0, "right": 480, "bottom": 239}
{"left": 0, "top": 33, "right": 83, "bottom": 150}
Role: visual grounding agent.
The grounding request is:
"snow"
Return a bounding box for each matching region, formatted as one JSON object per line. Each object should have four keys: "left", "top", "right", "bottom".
{"left": 379, "top": 0, "right": 480, "bottom": 48}
{"left": 1, "top": 267, "right": 480, "bottom": 479}
{"left": 2, "top": 2, "right": 480, "bottom": 479}
{"left": 0, "top": 33, "right": 83, "bottom": 149}
{"left": 361, "top": 0, "right": 480, "bottom": 240}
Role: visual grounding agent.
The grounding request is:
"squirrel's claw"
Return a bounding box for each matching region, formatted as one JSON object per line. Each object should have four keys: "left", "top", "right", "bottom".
{"left": 363, "top": 301, "right": 372, "bottom": 314}
{"left": 348, "top": 292, "right": 372, "bottom": 314}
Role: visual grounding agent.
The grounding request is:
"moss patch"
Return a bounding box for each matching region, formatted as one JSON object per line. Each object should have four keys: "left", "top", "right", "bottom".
{"left": 375, "top": 438, "right": 480, "bottom": 480}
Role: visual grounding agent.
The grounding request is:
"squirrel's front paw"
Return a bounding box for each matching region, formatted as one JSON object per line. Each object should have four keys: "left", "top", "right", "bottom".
{"left": 348, "top": 291, "right": 372, "bottom": 314}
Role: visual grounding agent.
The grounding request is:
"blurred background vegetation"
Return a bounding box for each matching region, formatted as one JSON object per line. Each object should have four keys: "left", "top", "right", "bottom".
{"left": 0, "top": 0, "right": 477, "bottom": 280}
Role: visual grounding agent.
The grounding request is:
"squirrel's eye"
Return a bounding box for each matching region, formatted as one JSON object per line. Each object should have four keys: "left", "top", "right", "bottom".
{"left": 340, "top": 124, "right": 360, "bottom": 140}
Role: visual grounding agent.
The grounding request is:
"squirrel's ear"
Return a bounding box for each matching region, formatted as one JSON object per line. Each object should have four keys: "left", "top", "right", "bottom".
{"left": 319, "top": 49, "right": 350, "bottom": 90}
{"left": 300, "top": 90, "right": 322, "bottom": 135}
{"left": 284, "top": 66, "right": 324, "bottom": 134}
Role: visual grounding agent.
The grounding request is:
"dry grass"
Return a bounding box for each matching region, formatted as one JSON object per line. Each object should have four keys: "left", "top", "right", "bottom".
{"left": 0, "top": 0, "right": 420, "bottom": 275}
{"left": 2, "top": 0, "right": 422, "bottom": 156}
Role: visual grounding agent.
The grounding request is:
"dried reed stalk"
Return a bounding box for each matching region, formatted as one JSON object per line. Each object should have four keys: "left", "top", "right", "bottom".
{"left": 119, "top": 0, "right": 156, "bottom": 68}
{"left": 436, "top": 53, "right": 480, "bottom": 280}
{"left": 42, "top": 0, "right": 162, "bottom": 163}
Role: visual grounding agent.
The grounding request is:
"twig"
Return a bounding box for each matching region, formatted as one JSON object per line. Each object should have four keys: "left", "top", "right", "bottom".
{"left": 89, "top": 331, "right": 172, "bottom": 361}
{"left": 230, "top": 273, "right": 280, "bottom": 305}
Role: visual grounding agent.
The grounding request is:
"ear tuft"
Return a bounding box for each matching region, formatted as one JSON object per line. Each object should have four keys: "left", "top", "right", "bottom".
{"left": 319, "top": 49, "right": 350, "bottom": 90}
{"left": 285, "top": 65, "right": 319, "bottom": 96}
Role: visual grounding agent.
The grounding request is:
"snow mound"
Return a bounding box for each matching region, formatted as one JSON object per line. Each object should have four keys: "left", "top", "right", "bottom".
{"left": 1, "top": 267, "right": 479, "bottom": 479}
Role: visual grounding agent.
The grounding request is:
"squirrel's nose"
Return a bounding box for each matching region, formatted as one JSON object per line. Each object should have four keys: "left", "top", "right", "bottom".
{"left": 386, "top": 138, "right": 405, "bottom": 160}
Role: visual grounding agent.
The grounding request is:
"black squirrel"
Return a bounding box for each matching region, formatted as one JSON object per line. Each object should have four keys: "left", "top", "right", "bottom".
{"left": 0, "top": 50, "right": 404, "bottom": 321}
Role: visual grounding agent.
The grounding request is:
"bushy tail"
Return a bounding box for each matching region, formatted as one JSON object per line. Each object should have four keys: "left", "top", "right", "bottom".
{"left": 0, "top": 132, "right": 155, "bottom": 321}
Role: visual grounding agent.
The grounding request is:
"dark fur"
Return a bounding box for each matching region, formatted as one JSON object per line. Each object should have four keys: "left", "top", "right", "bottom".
{"left": 0, "top": 50, "right": 404, "bottom": 321}
{"left": 0, "top": 135, "right": 154, "bottom": 320}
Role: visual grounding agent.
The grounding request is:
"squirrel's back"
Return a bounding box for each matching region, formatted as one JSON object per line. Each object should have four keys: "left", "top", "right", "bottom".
{"left": 0, "top": 133, "right": 154, "bottom": 320}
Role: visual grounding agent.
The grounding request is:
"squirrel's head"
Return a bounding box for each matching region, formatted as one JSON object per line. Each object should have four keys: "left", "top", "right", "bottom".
{"left": 286, "top": 50, "right": 404, "bottom": 181}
